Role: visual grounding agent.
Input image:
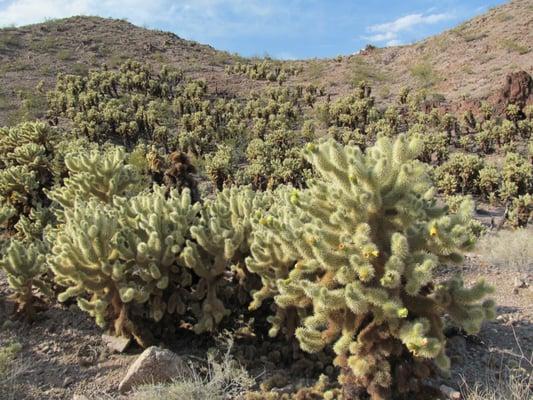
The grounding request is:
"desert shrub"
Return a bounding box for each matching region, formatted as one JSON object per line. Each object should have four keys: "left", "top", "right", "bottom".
{"left": 499, "top": 39, "right": 529, "bottom": 55}
{"left": 247, "top": 135, "right": 494, "bottom": 399}
{"left": 225, "top": 60, "right": 301, "bottom": 83}
{"left": 477, "top": 228, "right": 532, "bottom": 272}
{"left": 347, "top": 58, "right": 388, "bottom": 87}
{"left": 0, "top": 341, "right": 23, "bottom": 396}
{"left": 0, "top": 121, "right": 61, "bottom": 229}
{"left": 49, "top": 186, "right": 200, "bottom": 344}
{"left": 507, "top": 194, "right": 533, "bottom": 228}
{"left": 499, "top": 153, "right": 532, "bottom": 203}
{"left": 477, "top": 164, "right": 501, "bottom": 201}
{"left": 181, "top": 186, "right": 275, "bottom": 333}
{"left": 434, "top": 153, "right": 484, "bottom": 195}
{"left": 204, "top": 145, "right": 236, "bottom": 190}
{"left": 319, "top": 83, "right": 376, "bottom": 132}
{"left": 409, "top": 61, "right": 439, "bottom": 87}
{"left": 462, "top": 374, "right": 532, "bottom": 400}
{"left": 0, "top": 240, "right": 52, "bottom": 317}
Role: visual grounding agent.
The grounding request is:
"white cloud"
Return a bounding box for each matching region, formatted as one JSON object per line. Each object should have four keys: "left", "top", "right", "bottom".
{"left": 0, "top": 0, "right": 284, "bottom": 40}
{"left": 0, "top": 0, "right": 91, "bottom": 26}
{"left": 363, "top": 12, "right": 453, "bottom": 46}
{"left": 386, "top": 39, "right": 402, "bottom": 46}
{"left": 0, "top": 0, "right": 175, "bottom": 27}
{"left": 365, "top": 31, "right": 396, "bottom": 42}
{"left": 275, "top": 51, "right": 296, "bottom": 60}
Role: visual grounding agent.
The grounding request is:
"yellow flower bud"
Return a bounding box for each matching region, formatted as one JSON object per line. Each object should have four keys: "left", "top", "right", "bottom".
{"left": 397, "top": 308, "right": 408, "bottom": 318}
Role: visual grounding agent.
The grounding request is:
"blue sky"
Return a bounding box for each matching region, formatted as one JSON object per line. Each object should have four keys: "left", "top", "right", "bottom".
{"left": 0, "top": 0, "right": 507, "bottom": 59}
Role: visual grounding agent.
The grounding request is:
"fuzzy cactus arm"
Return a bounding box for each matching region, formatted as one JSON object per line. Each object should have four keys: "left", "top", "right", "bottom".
{"left": 0, "top": 205, "right": 16, "bottom": 226}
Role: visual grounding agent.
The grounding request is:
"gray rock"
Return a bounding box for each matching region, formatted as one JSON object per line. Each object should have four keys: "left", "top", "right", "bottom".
{"left": 72, "top": 395, "right": 89, "bottom": 400}
{"left": 102, "top": 334, "right": 131, "bottom": 353}
{"left": 63, "top": 376, "right": 73, "bottom": 387}
{"left": 118, "top": 346, "right": 188, "bottom": 393}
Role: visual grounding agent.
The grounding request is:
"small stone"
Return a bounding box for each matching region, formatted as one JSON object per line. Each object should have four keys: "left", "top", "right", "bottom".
{"left": 102, "top": 334, "right": 131, "bottom": 353}
{"left": 118, "top": 346, "right": 188, "bottom": 393}
{"left": 440, "top": 384, "right": 461, "bottom": 399}
{"left": 63, "top": 377, "right": 73, "bottom": 387}
{"left": 72, "top": 395, "right": 90, "bottom": 400}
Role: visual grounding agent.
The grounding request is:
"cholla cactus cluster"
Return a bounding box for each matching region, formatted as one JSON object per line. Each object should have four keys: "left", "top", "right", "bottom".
{"left": 225, "top": 60, "right": 302, "bottom": 83}
{"left": 0, "top": 239, "right": 52, "bottom": 317}
{"left": 0, "top": 122, "right": 59, "bottom": 227}
{"left": 49, "top": 186, "right": 198, "bottom": 342}
{"left": 47, "top": 146, "right": 141, "bottom": 209}
{"left": 181, "top": 186, "right": 274, "bottom": 333}
{"left": 0, "top": 122, "right": 63, "bottom": 316}
{"left": 1, "top": 58, "right": 532, "bottom": 397}
{"left": 247, "top": 136, "right": 495, "bottom": 399}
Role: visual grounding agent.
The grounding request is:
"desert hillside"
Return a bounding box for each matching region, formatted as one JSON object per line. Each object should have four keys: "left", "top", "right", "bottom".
{"left": 0, "top": 0, "right": 532, "bottom": 125}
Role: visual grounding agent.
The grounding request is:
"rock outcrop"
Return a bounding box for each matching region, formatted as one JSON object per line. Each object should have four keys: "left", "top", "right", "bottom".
{"left": 118, "top": 346, "right": 188, "bottom": 393}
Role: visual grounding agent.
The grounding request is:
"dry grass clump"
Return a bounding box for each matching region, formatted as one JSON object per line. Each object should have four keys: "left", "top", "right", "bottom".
{"left": 462, "top": 374, "right": 531, "bottom": 400}
{"left": 476, "top": 228, "right": 533, "bottom": 272}
{"left": 132, "top": 336, "right": 254, "bottom": 400}
{"left": 461, "top": 328, "right": 532, "bottom": 400}
{"left": 0, "top": 341, "right": 25, "bottom": 400}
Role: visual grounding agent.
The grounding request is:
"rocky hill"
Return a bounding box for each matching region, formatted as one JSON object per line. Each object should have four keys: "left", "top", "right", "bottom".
{"left": 0, "top": 0, "right": 532, "bottom": 124}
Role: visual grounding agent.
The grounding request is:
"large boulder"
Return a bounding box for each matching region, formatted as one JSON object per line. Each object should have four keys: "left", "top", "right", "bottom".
{"left": 492, "top": 70, "right": 533, "bottom": 114}
{"left": 118, "top": 346, "right": 188, "bottom": 393}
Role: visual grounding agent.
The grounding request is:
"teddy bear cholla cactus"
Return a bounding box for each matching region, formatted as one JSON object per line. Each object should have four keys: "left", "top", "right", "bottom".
{"left": 246, "top": 135, "right": 495, "bottom": 399}
{"left": 47, "top": 147, "right": 139, "bottom": 209}
{"left": 49, "top": 186, "right": 198, "bottom": 345}
{"left": 0, "top": 239, "right": 52, "bottom": 318}
{"left": 181, "top": 186, "right": 274, "bottom": 333}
